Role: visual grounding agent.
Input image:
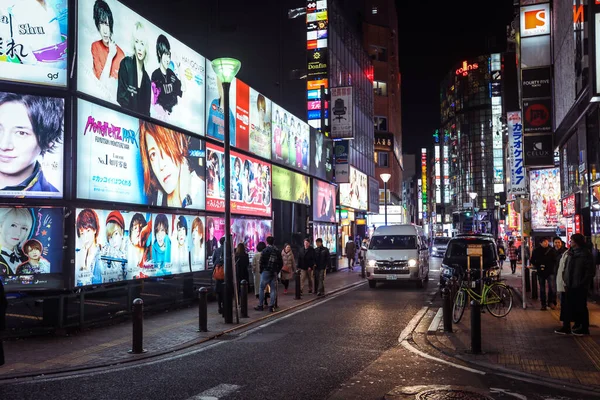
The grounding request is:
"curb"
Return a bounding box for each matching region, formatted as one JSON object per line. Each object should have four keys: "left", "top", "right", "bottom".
{"left": 0, "top": 279, "right": 367, "bottom": 382}
{"left": 420, "top": 310, "right": 600, "bottom": 395}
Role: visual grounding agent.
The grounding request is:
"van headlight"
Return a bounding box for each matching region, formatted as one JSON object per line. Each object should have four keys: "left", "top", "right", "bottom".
{"left": 432, "top": 247, "right": 438, "bottom": 251}
{"left": 408, "top": 259, "right": 417, "bottom": 267}
{"left": 368, "top": 260, "right": 377, "bottom": 267}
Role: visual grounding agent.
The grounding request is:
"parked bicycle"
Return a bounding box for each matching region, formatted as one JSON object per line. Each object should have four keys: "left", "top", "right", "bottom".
{"left": 452, "top": 270, "right": 513, "bottom": 323}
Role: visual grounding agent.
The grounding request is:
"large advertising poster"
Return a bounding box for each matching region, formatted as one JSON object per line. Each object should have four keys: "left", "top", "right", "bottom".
{"left": 205, "top": 216, "right": 272, "bottom": 266}
{"left": 0, "top": 0, "right": 68, "bottom": 87}
{"left": 235, "top": 79, "right": 250, "bottom": 151}
{"left": 76, "top": 0, "right": 206, "bottom": 135}
{"left": 272, "top": 165, "right": 310, "bottom": 205}
{"left": 313, "top": 223, "right": 336, "bottom": 254}
{"left": 271, "top": 103, "right": 310, "bottom": 172}
{"left": 313, "top": 179, "right": 336, "bottom": 222}
{"left": 530, "top": 168, "right": 561, "bottom": 231}
{"left": 507, "top": 111, "right": 527, "bottom": 195}
{"left": 339, "top": 166, "right": 368, "bottom": 211}
{"left": 310, "top": 127, "right": 333, "bottom": 181}
{"left": 0, "top": 207, "right": 64, "bottom": 289}
{"left": 0, "top": 91, "right": 64, "bottom": 198}
{"left": 77, "top": 99, "right": 205, "bottom": 209}
{"left": 205, "top": 143, "right": 272, "bottom": 217}
{"left": 75, "top": 208, "right": 205, "bottom": 287}
{"left": 330, "top": 86, "right": 353, "bottom": 139}
{"left": 249, "top": 87, "right": 271, "bottom": 159}
{"left": 205, "top": 62, "right": 236, "bottom": 145}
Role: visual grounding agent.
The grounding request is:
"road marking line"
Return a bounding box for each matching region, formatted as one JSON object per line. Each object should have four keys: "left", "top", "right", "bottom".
{"left": 187, "top": 384, "right": 241, "bottom": 400}
{"left": 6, "top": 313, "right": 42, "bottom": 321}
{"left": 398, "top": 306, "right": 428, "bottom": 343}
{"left": 401, "top": 340, "right": 485, "bottom": 375}
{"left": 427, "top": 308, "right": 443, "bottom": 334}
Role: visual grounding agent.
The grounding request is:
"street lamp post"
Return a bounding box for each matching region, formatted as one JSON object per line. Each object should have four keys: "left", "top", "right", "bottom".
{"left": 469, "top": 192, "right": 478, "bottom": 233}
{"left": 380, "top": 173, "right": 391, "bottom": 226}
{"left": 211, "top": 58, "right": 241, "bottom": 324}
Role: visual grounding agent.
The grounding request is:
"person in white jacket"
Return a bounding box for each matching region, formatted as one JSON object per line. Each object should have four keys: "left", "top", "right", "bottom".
{"left": 554, "top": 250, "right": 572, "bottom": 335}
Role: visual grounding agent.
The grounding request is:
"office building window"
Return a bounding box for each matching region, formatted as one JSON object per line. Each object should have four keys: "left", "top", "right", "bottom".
{"left": 369, "top": 45, "right": 387, "bottom": 62}
{"left": 372, "top": 6, "right": 378, "bottom": 14}
{"left": 374, "top": 116, "right": 388, "bottom": 131}
{"left": 373, "top": 80, "right": 387, "bottom": 96}
{"left": 378, "top": 152, "right": 389, "bottom": 167}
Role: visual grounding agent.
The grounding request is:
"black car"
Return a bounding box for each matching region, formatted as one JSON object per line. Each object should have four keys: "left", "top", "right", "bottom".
{"left": 440, "top": 234, "right": 500, "bottom": 287}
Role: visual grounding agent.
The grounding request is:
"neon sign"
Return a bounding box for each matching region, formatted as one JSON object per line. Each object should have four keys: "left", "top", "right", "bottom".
{"left": 455, "top": 61, "right": 479, "bottom": 76}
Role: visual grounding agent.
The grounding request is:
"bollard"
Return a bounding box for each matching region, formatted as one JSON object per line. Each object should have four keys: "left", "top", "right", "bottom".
{"left": 360, "top": 259, "right": 366, "bottom": 279}
{"left": 128, "top": 298, "right": 147, "bottom": 354}
{"left": 441, "top": 287, "right": 453, "bottom": 333}
{"left": 240, "top": 280, "right": 248, "bottom": 318}
{"left": 197, "top": 287, "right": 208, "bottom": 332}
{"left": 531, "top": 270, "right": 538, "bottom": 300}
{"left": 524, "top": 266, "right": 531, "bottom": 293}
{"left": 470, "top": 300, "right": 482, "bottom": 354}
{"left": 295, "top": 270, "right": 302, "bottom": 300}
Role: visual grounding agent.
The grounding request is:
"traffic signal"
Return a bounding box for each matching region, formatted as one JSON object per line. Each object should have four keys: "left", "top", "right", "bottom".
{"left": 465, "top": 212, "right": 472, "bottom": 217}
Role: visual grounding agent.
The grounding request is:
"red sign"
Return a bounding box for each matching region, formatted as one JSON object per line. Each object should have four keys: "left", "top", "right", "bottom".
{"left": 562, "top": 194, "right": 576, "bottom": 217}
{"left": 235, "top": 79, "right": 250, "bottom": 151}
{"left": 205, "top": 142, "right": 272, "bottom": 217}
{"left": 524, "top": 102, "right": 550, "bottom": 127}
{"left": 455, "top": 61, "right": 479, "bottom": 76}
{"left": 574, "top": 214, "right": 582, "bottom": 234}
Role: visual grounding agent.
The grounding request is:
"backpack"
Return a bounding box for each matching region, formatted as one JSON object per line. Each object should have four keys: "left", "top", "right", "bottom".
{"left": 267, "top": 247, "right": 283, "bottom": 273}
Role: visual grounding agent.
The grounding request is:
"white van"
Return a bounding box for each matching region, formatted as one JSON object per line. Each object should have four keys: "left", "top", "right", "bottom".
{"left": 365, "top": 224, "right": 429, "bottom": 289}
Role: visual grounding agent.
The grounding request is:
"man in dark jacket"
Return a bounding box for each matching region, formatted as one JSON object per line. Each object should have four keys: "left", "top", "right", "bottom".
{"left": 297, "top": 238, "right": 316, "bottom": 294}
{"left": 255, "top": 236, "right": 282, "bottom": 312}
{"left": 0, "top": 278, "right": 7, "bottom": 365}
{"left": 211, "top": 236, "right": 226, "bottom": 314}
{"left": 314, "top": 238, "right": 331, "bottom": 296}
{"left": 530, "top": 237, "right": 557, "bottom": 310}
{"left": 345, "top": 236, "right": 356, "bottom": 272}
{"left": 564, "top": 234, "right": 596, "bottom": 335}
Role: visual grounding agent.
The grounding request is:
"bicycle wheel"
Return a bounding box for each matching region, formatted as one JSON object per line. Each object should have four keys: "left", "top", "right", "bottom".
{"left": 485, "top": 283, "right": 513, "bottom": 318}
{"left": 452, "top": 288, "right": 467, "bottom": 323}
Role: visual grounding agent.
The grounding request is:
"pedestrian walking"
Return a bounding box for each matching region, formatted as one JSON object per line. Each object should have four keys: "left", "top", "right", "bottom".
{"left": 297, "top": 238, "right": 316, "bottom": 294}
{"left": 0, "top": 277, "right": 6, "bottom": 366}
{"left": 280, "top": 243, "right": 296, "bottom": 295}
{"left": 255, "top": 236, "right": 283, "bottom": 312}
{"left": 507, "top": 240, "right": 518, "bottom": 274}
{"left": 314, "top": 238, "right": 331, "bottom": 296}
{"left": 252, "top": 242, "right": 266, "bottom": 299}
{"left": 530, "top": 237, "right": 557, "bottom": 310}
{"left": 345, "top": 236, "right": 356, "bottom": 271}
{"left": 497, "top": 240, "right": 506, "bottom": 269}
{"left": 212, "top": 236, "right": 226, "bottom": 314}
{"left": 563, "top": 234, "right": 595, "bottom": 336}
{"left": 235, "top": 243, "right": 249, "bottom": 301}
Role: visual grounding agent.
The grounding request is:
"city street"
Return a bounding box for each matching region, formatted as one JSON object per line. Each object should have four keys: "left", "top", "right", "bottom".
{"left": 0, "top": 260, "right": 596, "bottom": 400}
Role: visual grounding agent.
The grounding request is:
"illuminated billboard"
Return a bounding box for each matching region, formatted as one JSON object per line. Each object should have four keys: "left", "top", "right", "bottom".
{"left": 520, "top": 3, "right": 550, "bottom": 37}
{"left": 313, "top": 222, "right": 336, "bottom": 254}
{"left": 249, "top": 87, "right": 272, "bottom": 159}
{"left": 77, "top": 99, "right": 206, "bottom": 209}
{"left": 507, "top": 112, "right": 526, "bottom": 195}
{"left": 205, "top": 142, "right": 272, "bottom": 217}
{"left": 421, "top": 148, "right": 427, "bottom": 214}
{"left": 76, "top": 0, "right": 206, "bottom": 135}
{"left": 0, "top": 207, "right": 64, "bottom": 289}
{"left": 205, "top": 62, "right": 236, "bottom": 145}
{"left": 434, "top": 145, "right": 441, "bottom": 204}
{"left": 491, "top": 54, "right": 504, "bottom": 194}
{"left": 310, "top": 127, "right": 333, "bottom": 181}
{"left": 530, "top": 168, "right": 561, "bottom": 231}
{"left": 313, "top": 179, "right": 336, "bottom": 223}
{"left": 74, "top": 208, "right": 206, "bottom": 286}
{"left": 272, "top": 103, "right": 310, "bottom": 172}
{"left": 0, "top": 0, "right": 68, "bottom": 87}
{"left": 330, "top": 86, "right": 353, "bottom": 139}
{"left": 0, "top": 91, "right": 64, "bottom": 198}
{"left": 339, "top": 166, "right": 368, "bottom": 211}
{"left": 272, "top": 165, "right": 310, "bottom": 205}
{"left": 306, "top": 0, "right": 329, "bottom": 132}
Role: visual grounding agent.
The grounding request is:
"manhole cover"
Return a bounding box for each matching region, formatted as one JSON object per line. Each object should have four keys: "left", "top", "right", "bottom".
{"left": 416, "top": 389, "right": 493, "bottom": 400}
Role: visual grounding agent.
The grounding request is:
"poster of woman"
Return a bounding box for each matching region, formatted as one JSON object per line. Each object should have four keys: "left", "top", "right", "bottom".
{"left": 249, "top": 88, "right": 272, "bottom": 160}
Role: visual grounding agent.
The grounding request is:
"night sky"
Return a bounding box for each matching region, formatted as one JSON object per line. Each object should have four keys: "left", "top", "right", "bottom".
{"left": 397, "top": 0, "right": 515, "bottom": 157}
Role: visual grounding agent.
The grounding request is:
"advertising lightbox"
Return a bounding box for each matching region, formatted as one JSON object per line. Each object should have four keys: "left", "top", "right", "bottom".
{"left": 0, "top": 207, "right": 64, "bottom": 289}
{"left": 0, "top": 91, "right": 64, "bottom": 198}
{"left": 520, "top": 3, "right": 550, "bottom": 37}
{"left": 77, "top": 99, "right": 206, "bottom": 209}
{"left": 310, "top": 127, "right": 333, "bottom": 181}
{"left": 313, "top": 222, "right": 336, "bottom": 254}
{"left": 205, "top": 216, "right": 272, "bottom": 266}
{"left": 205, "top": 61, "right": 236, "bottom": 145}
{"left": 339, "top": 166, "right": 368, "bottom": 211}
{"left": 272, "top": 165, "right": 310, "bottom": 205}
{"left": 75, "top": 208, "right": 205, "bottom": 286}
{"left": 76, "top": 0, "right": 206, "bottom": 135}
{"left": 249, "top": 87, "right": 272, "bottom": 159}
{"left": 0, "top": 0, "right": 68, "bottom": 86}
{"left": 330, "top": 86, "right": 353, "bottom": 139}
{"left": 205, "top": 142, "right": 272, "bottom": 217}
{"left": 313, "top": 179, "right": 336, "bottom": 223}
{"left": 272, "top": 103, "right": 310, "bottom": 172}
{"left": 530, "top": 168, "right": 561, "bottom": 231}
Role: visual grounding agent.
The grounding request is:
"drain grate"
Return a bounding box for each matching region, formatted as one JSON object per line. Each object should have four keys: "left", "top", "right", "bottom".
{"left": 416, "top": 389, "right": 493, "bottom": 400}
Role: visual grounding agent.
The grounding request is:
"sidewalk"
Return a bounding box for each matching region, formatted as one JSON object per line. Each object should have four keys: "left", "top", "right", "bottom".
{"left": 0, "top": 268, "right": 365, "bottom": 380}
{"left": 425, "top": 264, "right": 600, "bottom": 389}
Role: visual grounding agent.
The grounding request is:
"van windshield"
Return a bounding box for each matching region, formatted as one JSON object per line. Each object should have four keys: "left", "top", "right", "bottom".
{"left": 369, "top": 235, "right": 417, "bottom": 250}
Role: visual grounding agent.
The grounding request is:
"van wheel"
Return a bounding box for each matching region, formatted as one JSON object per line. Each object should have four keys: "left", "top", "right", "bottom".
{"left": 416, "top": 279, "right": 424, "bottom": 289}
{"left": 368, "top": 280, "right": 377, "bottom": 289}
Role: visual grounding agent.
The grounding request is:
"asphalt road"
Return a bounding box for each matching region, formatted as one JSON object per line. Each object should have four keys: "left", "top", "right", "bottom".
{"left": 0, "top": 258, "right": 596, "bottom": 399}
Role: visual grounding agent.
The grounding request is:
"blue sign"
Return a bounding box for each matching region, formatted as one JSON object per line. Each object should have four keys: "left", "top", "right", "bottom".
{"left": 308, "top": 109, "right": 329, "bottom": 120}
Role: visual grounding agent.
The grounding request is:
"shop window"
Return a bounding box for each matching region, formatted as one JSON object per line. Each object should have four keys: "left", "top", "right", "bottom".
{"left": 373, "top": 80, "right": 387, "bottom": 96}
{"left": 369, "top": 45, "right": 387, "bottom": 62}
{"left": 374, "top": 116, "right": 388, "bottom": 131}
{"left": 378, "top": 152, "right": 389, "bottom": 167}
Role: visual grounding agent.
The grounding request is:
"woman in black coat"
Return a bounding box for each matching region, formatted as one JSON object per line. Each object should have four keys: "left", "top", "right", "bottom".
{"left": 235, "top": 243, "right": 250, "bottom": 299}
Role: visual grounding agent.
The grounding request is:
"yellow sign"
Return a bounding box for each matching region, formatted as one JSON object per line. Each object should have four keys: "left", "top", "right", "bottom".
{"left": 467, "top": 244, "right": 483, "bottom": 256}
